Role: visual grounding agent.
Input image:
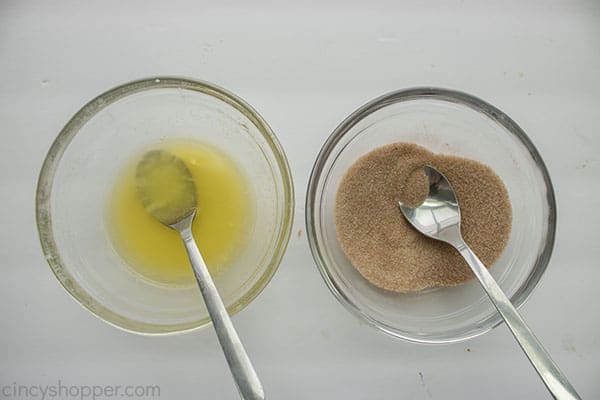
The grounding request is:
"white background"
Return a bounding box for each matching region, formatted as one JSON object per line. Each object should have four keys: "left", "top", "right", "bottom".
{"left": 1, "top": 1, "right": 599, "bottom": 399}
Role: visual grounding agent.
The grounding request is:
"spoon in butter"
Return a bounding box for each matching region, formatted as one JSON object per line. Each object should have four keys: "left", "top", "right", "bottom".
{"left": 398, "top": 165, "right": 580, "bottom": 400}
{"left": 136, "top": 150, "right": 264, "bottom": 400}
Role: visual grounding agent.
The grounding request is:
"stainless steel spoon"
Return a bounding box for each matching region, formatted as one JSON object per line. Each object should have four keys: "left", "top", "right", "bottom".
{"left": 136, "top": 150, "right": 264, "bottom": 400}
{"left": 398, "top": 165, "right": 580, "bottom": 400}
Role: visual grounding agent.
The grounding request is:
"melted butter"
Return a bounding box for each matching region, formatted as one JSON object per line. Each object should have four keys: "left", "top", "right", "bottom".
{"left": 107, "top": 139, "right": 253, "bottom": 286}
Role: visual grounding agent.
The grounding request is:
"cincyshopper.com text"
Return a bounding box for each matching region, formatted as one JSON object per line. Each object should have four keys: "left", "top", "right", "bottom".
{"left": 1, "top": 380, "right": 160, "bottom": 400}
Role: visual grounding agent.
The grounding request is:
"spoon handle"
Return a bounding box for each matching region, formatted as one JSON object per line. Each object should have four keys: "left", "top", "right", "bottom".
{"left": 180, "top": 229, "right": 265, "bottom": 400}
{"left": 456, "top": 243, "right": 581, "bottom": 400}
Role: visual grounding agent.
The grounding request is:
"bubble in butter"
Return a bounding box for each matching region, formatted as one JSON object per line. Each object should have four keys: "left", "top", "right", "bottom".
{"left": 107, "top": 139, "right": 254, "bottom": 286}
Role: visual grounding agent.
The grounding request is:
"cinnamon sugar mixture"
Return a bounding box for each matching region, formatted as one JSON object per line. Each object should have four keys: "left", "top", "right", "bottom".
{"left": 335, "top": 143, "right": 512, "bottom": 292}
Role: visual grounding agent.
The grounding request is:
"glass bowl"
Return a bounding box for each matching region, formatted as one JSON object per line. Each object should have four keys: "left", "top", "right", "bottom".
{"left": 306, "top": 87, "right": 556, "bottom": 344}
{"left": 36, "top": 77, "right": 294, "bottom": 335}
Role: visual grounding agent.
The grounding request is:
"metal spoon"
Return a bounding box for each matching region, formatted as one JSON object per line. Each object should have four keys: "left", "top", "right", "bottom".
{"left": 398, "top": 165, "right": 580, "bottom": 400}
{"left": 136, "top": 150, "right": 264, "bottom": 400}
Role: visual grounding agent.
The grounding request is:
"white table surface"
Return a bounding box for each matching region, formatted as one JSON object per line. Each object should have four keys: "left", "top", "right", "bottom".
{"left": 1, "top": 1, "right": 599, "bottom": 399}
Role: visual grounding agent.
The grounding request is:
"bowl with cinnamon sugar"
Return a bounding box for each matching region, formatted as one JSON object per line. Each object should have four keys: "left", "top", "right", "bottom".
{"left": 306, "top": 88, "right": 556, "bottom": 343}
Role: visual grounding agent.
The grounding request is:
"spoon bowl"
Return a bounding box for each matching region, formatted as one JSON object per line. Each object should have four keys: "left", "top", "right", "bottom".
{"left": 399, "top": 165, "right": 580, "bottom": 400}
{"left": 136, "top": 150, "right": 198, "bottom": 226}
{"left": 398, "top": 165, "right": 462, "bottom": 247}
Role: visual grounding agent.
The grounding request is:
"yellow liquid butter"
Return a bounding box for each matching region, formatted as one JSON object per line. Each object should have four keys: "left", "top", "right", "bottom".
{"left": 107, "top": 139, "right": 253, "bottom": 286}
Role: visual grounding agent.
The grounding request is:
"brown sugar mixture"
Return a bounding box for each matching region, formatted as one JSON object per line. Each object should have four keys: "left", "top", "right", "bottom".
{"left": 335, "top": 143, "right": 512, "bottom": 292}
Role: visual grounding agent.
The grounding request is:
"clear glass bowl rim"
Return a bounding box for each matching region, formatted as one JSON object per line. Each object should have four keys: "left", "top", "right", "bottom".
{"left": 36, "top": 76, "right": 295, "bottom": 335}
{"left": 305, "top": 86, "right": 557, "bottom": 344}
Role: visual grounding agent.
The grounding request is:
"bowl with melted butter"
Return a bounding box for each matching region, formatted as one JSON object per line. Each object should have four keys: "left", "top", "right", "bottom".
{"left": 36, "top": 77, "right": 294, "bottom": 334}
